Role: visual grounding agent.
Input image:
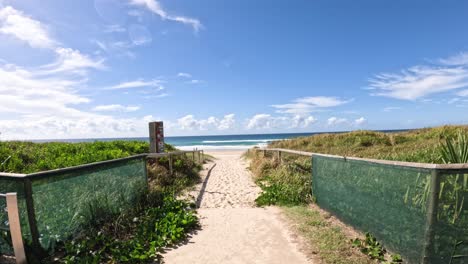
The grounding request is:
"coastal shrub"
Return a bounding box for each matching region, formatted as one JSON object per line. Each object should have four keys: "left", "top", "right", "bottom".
{"left": 0, "top": 141, "right": 154, "bottom": 173}
{"left": 246, "top": 150, "right": 311, "bottom": 206}
{"left": 45, "top": 191, "right": 198, "bottom": 264}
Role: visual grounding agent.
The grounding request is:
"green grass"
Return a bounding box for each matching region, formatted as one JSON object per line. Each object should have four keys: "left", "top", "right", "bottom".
{"left": 282, "top": 206, "right": 374, "bottom": 264}
{"left": 270, "top": 125, "right": 468, "bottom": 163}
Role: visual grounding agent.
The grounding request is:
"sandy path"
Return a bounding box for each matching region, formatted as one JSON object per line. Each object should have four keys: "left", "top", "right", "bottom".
{"left": 163, "top": 151, "right": 310, "bottom": 264}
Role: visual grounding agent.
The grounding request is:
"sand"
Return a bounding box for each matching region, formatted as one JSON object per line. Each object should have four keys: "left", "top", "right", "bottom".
{"left": 163, "top": 151, "right": 311, "bottom": 264}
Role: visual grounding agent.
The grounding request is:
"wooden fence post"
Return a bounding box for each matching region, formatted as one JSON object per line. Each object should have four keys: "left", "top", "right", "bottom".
{"left": 6, "top": 193, "right": 27, "bottom": 264}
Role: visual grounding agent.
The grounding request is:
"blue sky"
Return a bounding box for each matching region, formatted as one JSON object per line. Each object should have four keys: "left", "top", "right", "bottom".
{"left": 1, "top": 0, "right": 468, "bottom": 139}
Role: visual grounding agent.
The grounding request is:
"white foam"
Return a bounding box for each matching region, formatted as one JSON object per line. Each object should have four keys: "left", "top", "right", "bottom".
{"left": 201, "top": 139, "right": 281, "bottom": 143}
{"left": 177, "top": 143, "right": 268, "bottom": 151}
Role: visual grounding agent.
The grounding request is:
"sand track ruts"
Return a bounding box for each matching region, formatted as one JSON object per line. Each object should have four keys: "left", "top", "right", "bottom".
{"left": 163, "top": 151, "right": 311, "bottom": 264}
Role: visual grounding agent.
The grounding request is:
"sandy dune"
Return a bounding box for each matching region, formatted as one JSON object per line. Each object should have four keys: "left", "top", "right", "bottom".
{"left": 163, "top": 151, "right": 311, "bottom": 264}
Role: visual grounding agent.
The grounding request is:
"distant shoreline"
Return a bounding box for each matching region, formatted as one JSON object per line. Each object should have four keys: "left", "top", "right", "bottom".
{"left": 18, "top": 129, "right": 412, "bottom": 151}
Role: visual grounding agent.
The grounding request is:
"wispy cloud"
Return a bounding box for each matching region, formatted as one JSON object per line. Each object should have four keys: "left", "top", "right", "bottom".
{"left": 93, "top": 104, "right": 140, "bottom": 112}
{"left": 40, "top": 47, "right": 105, "bottom": 75}
{"left": 369, "top": 52, "right": 468, "bottom": 100}
{"left": 0, "top": 6, "right": 57, "bottom": 49}
{"left": 439, "top": 52, "right": 468, "bottom": 66}
{"left": 457, "top": 89, "right": 468, "bottom": 97}
{"left": 107, "top": 79, "right": 164, "bottom": 90}
{"left": 129, "top": 0, "right": 202, "bottom": 32}
{"left": 272, "top": 96, "right": 350, "bottom": 114}
{"left": 177, "top": 72, "right": 192, "bottom": 78}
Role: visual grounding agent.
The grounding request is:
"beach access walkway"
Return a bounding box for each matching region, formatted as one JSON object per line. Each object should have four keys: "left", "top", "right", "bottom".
{"left": 163, "top": 151, "right": 311, "bottom": 264}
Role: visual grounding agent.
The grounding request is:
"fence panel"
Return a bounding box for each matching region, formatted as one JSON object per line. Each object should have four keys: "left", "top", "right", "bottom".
{"left": 27, "top": 156, "right": 147, "bottom": 250}
{"left": 312, "top": 154, "right": 431, "bottom": 263}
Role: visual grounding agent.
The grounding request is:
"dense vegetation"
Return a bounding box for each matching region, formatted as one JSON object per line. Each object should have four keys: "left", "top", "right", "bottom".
{"left": 270, "top": 125, "right": 468, "bottom": 163}
{"left": 0, "top": 140, "right": 204, "bottom": 263}
{"left": 0, "top": 140, "right": 159, "bottom": 173}
{"left": 247, "top": 125, "right": 468, "bottom": 263}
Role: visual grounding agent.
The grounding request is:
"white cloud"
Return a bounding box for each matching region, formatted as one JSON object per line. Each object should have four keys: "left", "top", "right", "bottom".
{"left": 0, "top": 6, "right": 57, "bottom": 49}
{"left": 129, "top": 0, "right": 202, "bottom": 32}
{"left": 108, "top": 79, "right": 164, "bottom": 90}
{"left": 218, "top": 114, "right": 236, "bottom": 130}
{"left": 189, "top": 79, "right": 202, "bottom": 84}
{"left": 272, "top": 96, "right": 350, "bottom": 114}
{"left": 0, "top": 6, "right": 155, "bottom": 140}
{"left": 354, "top": 117, "right": 366, "bottom": 126}
{"left": 92, "top": 104, "right": 140, "bottom": 112}
{"left": 246, "top": 114, "right": 316, "bottom": 130}
{"left": 327, "top": 117, "right": 348, "bottom": 126}
{"left": 177, "top": 72, "right": 192, "bottom": 78}
{"left": 440, "top": 52, "right": 468, "bottom": 66}
{"left": 40, "top": 47, "right": 105, "bottom": 75}
{"left": 457, "top": 89, "right": 468, "bottom": 97}
{"left": 177, "top": 114, "right": 236, "bottom": 131}
{"left": 369, "top": 52, "right": 468, "bottom": 100}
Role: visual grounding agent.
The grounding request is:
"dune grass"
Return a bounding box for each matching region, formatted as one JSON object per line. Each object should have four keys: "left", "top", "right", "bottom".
{"left": 270, "top": 125, "right": 468, "bottom": 163}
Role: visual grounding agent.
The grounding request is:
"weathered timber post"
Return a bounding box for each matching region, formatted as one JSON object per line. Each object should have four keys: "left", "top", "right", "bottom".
{"left": 277, "top": 150, "right": 282, "bottom": 163}
{"left": 192, "top": 150, "right": 195, "bottom": 161}
{"left": 6, "top": 193, "right": 27, "bottom": 264}
{"left": 149, "top": 121, "right": 164, "bottom": 153}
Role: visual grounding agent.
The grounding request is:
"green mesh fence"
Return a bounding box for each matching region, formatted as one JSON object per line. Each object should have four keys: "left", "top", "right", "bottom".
{"left": 0, "top": 155, "right": 147, "bottom": 255}
{"left": 312, "top": 154, "right": 468, "bottom": 264}
{"left": 430, "top": 171, "right": 468, "bottom": 263}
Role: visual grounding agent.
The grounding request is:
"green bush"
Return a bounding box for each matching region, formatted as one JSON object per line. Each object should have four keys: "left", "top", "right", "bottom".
{"left": 0, "top": 141, "right": 154, "bottom": 173}
{"left": 52, "top": 192, "right": 198, "bottom": 264}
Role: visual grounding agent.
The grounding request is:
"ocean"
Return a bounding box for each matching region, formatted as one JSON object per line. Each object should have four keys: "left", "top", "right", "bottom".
{"left": 32, "top": 130, "right": 409, "bottom": 150}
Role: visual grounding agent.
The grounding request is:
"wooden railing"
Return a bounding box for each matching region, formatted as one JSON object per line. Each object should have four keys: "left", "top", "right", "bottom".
{"left": 1, "top": 193, "right": 27, "bottom": 264}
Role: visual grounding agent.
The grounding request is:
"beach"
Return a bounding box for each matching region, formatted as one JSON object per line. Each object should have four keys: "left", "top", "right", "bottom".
{"left": 163, "top": 150, "right": 311, "bottom": 264}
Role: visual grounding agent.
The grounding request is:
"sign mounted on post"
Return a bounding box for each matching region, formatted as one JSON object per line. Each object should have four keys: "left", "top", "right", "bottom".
{"left": 149, "top": 121, "right": 165, "bottom": 153}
